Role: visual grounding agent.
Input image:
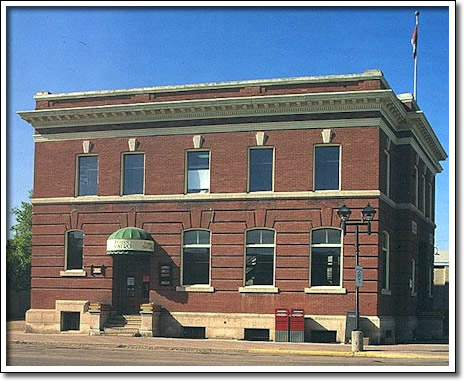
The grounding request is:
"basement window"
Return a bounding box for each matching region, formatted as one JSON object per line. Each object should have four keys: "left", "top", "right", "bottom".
{"left": 244, "top": 328, "right": 270, "bottom": 341}
{"left": 182, "top": 326, "right": 206, "bottom": 339}
{"left": 310, "top": 330, "right": 337, "bottom": 343}
{"left": 61, "top": 312, "right": 80, "bottom": 331}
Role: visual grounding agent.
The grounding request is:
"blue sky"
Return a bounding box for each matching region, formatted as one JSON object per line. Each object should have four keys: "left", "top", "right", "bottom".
{"left": 6, "top": 5, "right": 451, "bottom": 249}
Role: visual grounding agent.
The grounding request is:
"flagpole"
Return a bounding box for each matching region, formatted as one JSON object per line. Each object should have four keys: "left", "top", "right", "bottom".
{"left": 413, "top": 11, "right": 420, "bottom": 101}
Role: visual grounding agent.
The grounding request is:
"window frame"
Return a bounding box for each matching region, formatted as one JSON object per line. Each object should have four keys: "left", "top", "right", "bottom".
{"left": 384, "top": 149, "right": 391, "bottom": 198}
{"left": 411, "top": 258, "right": 417, "bottom": 296}
{"left": 184, "top": 149, "right": 211, "bottom": 194}
{"left": 64, "top": 229, "right": 85, "bottom": 273}
{"left": 308, "top": 227, "right": 344, "bottom": 290}
{"left": 120, "top": 152, "right": 145, "bottom": 196}
{"left": 242, "top": 228, "right": 276, "bottom": 289}
{"left": 428, "top": 179, "right": 434, "bottom": 219}
{"left": 247, "top": 146, "right": 275, "bottom": 193}
{"left": 428, "top": 265, "right": 433, "bottom": 298}
{"left": 313, "top": 144, "right": 342, "bottom": 192}
{"left": 421, "top": 173, "right": 426, "bottom": 213}
{"left": 414, "top": 165, "right": 419, "bottom": 208}
{"left": 381, "top": 231, "right": 391, "bottom": 294}
{"left": 180, "top": 228, "right": 212, "bottom": 288}
{"left": 75, "top": 154, "right": 99, "bottom": 197}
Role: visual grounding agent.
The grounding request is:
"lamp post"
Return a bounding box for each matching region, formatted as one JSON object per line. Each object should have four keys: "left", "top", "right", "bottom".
{"left": 337, "top": 203, "right": 376, "bottom": 352}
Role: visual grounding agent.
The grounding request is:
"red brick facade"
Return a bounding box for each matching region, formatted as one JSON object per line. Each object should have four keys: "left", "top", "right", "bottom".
{"left": 19, "top": 70, "right": 446, "bottom": 343}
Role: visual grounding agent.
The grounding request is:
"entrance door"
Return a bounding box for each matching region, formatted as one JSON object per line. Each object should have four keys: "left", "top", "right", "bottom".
{"left": 114, "top": 257, "right": 150, "bottom": 314}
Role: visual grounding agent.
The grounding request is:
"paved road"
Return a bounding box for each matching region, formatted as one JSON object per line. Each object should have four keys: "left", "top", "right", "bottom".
{"left": 7, "top": 343, "right": 449, "bottom": 367}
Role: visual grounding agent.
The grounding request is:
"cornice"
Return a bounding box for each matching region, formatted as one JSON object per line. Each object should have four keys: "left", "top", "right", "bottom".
{"left": 19, "top": 90, "right": 393, "bottom": 129}
{"left": 407, "top": 112, "right": 448, "bottom": 162}
{"left": 18, "top": 87, "right": 445, "bottom": 172}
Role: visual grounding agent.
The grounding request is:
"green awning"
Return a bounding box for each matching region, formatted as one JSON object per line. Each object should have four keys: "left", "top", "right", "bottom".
{"left": 107, "top": 227, "right": 154, "bottom": 255}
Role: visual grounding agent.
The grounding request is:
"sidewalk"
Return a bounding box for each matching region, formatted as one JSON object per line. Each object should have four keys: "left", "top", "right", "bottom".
{"left": 6, "top": 321, "right": 449, "bottom": 361}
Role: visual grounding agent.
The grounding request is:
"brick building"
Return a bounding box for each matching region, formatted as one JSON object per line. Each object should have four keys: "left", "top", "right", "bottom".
{"left": 17, "top": 69, "right": 446, "bottom": 343}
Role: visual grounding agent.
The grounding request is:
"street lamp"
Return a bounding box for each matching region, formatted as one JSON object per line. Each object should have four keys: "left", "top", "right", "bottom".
{"left": 337, "top": 203, "right": 376, "bottom": 352}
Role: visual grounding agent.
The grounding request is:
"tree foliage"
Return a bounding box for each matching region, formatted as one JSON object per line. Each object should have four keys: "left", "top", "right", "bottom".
{"left": 7, "top": 193, "right": 32, "bottom": 291}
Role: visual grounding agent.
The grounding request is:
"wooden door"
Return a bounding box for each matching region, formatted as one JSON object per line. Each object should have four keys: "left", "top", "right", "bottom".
{"left": 115, "top": 257, "right": 150, "bottom": 314}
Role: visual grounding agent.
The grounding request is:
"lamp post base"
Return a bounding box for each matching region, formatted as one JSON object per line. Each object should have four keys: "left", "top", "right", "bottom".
{"left": 351, "top": 330, "right": 364, "bottom": 352}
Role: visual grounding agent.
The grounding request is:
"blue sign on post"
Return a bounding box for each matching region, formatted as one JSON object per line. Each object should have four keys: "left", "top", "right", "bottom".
{"left": 355, "top": 265, "right": 363, "bottom": 287}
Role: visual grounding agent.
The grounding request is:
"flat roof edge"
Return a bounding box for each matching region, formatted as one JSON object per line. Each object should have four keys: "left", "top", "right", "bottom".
{"left": 33, "top": 69, "right": 387, "bottom": 101}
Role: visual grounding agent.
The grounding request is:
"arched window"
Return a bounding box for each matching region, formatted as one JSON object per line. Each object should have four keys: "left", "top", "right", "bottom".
{"left": 245, "top": 229, "right": 275, "bottom": 286}
{"left": 310, "top": 228, "right": 342, "bottom": 287}
{"left": 381, "top": 231, "right": 390, "bottom": 292}
{"left": 66, "top": 230, "right": 83, "bottom": 270}
{"left": 182, "top": 230, "right": 210, "bottom": 286}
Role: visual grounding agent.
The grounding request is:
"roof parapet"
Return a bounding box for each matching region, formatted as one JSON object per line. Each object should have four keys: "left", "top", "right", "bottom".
{"left": 33, "top": 69, "right": 388, "bottom": 101}
{"left": 397, "top": 93, "right": 420, "bottom": 111}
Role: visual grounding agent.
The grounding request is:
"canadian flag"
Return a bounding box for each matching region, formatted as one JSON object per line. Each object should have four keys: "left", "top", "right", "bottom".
{"left": 411, "top": 24, "right": 418, "bottom": 59}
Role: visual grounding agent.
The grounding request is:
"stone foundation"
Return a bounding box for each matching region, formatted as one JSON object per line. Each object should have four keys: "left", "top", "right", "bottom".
{"left": 158, "top": 311, "right": 401, "bottom": 344}
{"left": 25, "top": 300, "right": 91, "bottom": 334}
{"left": 24, "top": 303, "right": 442, "bottom": 344}
{"left": 139, "top": 303, "right": 161, "bottom": 337}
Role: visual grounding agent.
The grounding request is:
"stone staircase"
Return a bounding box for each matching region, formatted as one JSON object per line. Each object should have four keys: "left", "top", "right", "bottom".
{"left": 103, "top": 314, "right": 141, "bottom": 336}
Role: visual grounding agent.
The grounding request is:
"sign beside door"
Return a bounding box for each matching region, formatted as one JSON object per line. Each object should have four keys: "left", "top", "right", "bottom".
{"left": 159, "top": 264, "right": 172, "bottom": 286}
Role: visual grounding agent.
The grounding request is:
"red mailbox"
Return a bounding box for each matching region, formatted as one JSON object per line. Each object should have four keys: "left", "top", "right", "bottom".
{"left": 275, "top": 309, "right": 289, "bottom": 342}
{"left": 290, "top": 309, "right": 305, "bottom": 342}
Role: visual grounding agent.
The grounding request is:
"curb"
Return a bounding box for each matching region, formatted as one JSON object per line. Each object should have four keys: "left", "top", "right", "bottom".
{"left": 9, "top": 339, "right": 449, "bottom": 361}
{"left": 249, "top": 348, "right": 449, "bottom": 360}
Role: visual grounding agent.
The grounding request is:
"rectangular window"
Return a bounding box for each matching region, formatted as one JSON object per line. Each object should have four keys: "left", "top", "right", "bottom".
{"left": 66, "top": 230, "right": 83, "bottom": 270}
{"left": 123, "top": 153, "right": 144, "bottom": 195}
{"left": 429, "top": 181, "right": 434, "bottom": 219}
{"left": 310, "top": 229, "right": 342, "bottom": 287}
{"left": 421, "top": 174, "right": 426, "bottom": 213}
{"left": 314, "top": 146, "right": 340, "bottom": 191}
{"left": 61, "top": 312, "right": 80, "bottom": 331}
{"left": 411, "top": 258, "right": 417, "bottom": 296}
{"left": 384, "top": 150, "right": 391, "bottom": 197}
{"left": 187, "top": 151, "right": 210, "bottom": 193}
{"left": 77, "top": 156, "right": 98, "bottom": 196}
{"left": 428, "top": 265, "right": 433, "bottom": 298}
{"left": 245, "top": 230, "right": 275, "bottom": 286}
{"left": 182, "top": 230, "right": 210, "bottom": 286}
{"left": 414, "top": 165, "right": 419, "bottom": 207}
{"left": 249, "top": 148, "right": 273, "bottom": 192}
{"left": 381, "top": 232, "right": 390, "bottom": 291}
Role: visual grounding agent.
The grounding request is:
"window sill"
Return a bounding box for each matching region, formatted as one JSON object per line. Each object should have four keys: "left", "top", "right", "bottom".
{"left": 176, "top": 285, "right": 215, "bottom": 293}
{"left": 304, "top": 287, "right": 347, "bottom": 294}
{"left": 60, "top": 270, "right": 87, "bottom": 277}
{"left": 381, "top": 289, "right": 391, "bottom": 295}
{"left": 239, "top": 286, "right": 279, "bottom": 294}
{"left": 246, "top": 191, "right": 274, "bottom": 194}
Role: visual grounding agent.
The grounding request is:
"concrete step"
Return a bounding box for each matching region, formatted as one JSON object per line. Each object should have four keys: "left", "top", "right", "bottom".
{"left": 107, "top": 315, "right": 141, "bottom": 323}
{"left": 103, "top": 315, "right": 141, "bottom": 333}
{"left": 122, "top": 315, "right": 141, "bottom": 320}
{"left": 105, "top": 322, "right": 140, "bottom": 328}
{"left": 103, "top": 327, "right": 140, "bottom": 336}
